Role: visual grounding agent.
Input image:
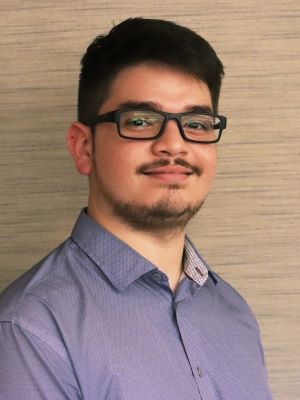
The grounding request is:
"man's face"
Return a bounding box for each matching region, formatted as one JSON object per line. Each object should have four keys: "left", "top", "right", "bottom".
{"left": 89, "top": 62, "right": 217, "bottom": 232}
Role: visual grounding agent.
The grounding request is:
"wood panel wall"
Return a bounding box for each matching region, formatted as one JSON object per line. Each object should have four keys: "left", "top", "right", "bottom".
{"left": 1, "top": 1, "right": 299, "bottom": 398}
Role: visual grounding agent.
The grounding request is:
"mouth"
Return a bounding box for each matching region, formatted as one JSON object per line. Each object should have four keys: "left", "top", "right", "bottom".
{"left": 142, "top": 166, "right": 193, "bottom": 183}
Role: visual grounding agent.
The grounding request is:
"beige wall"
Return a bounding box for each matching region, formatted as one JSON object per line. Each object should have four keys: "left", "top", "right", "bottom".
{"left": 1, "top": 1, "right": 299, "bottom": 398}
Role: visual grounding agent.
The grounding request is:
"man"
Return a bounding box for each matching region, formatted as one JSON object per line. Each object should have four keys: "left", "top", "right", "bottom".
{"left": 0, "top": 18, "right": 273, "bottom": 399}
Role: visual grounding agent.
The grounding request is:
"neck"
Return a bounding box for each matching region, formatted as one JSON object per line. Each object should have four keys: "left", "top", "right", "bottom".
{"left": 87, "top": 205, "right": 186, "bottom": 292}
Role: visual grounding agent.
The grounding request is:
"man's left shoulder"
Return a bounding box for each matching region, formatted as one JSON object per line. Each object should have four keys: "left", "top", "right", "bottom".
{"left": 203, "top": 270, "right": 263, "bottom": 341}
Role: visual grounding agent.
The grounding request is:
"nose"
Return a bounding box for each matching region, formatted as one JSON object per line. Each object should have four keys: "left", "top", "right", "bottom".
{"left": 150, "top": 118, "right": 189, "bottom": 157}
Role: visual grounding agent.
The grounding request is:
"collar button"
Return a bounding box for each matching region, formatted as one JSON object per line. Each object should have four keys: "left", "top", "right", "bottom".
{"left": 152, "top": 272, "right": 163, "bottom": 283}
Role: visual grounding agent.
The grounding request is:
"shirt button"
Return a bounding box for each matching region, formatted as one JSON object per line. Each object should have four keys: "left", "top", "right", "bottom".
{"left": 152, "top": 272, "right": 162, "bottom": 282}
{"left": 197, "top": 367, "right": 204, "bottom": 378}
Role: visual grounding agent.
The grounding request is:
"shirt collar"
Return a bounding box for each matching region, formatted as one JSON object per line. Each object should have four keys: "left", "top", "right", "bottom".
{"left": 71, "top": 209, "right": 217, "bottom": 291}
{"left": 183, "top": 237, "right": 218, "bottom": 286}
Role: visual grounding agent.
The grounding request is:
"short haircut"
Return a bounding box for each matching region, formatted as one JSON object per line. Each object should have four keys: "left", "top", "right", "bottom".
{"left": 78, "top": 18, "right": 224, "bottom": 125}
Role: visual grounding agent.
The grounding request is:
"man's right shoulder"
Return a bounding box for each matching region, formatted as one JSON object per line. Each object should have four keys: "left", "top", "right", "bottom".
{"left": 0, "top": 238, "right": 78, "bottom": 322}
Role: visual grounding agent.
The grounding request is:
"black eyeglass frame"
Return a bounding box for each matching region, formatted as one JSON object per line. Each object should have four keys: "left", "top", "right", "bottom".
{"left": 89, "top": 109, "right": 227, "bottom": 144}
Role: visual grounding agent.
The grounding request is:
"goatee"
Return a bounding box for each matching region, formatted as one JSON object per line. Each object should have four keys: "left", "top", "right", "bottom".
{"left": 110, "top": 195, "right": 204, "bottom": 233}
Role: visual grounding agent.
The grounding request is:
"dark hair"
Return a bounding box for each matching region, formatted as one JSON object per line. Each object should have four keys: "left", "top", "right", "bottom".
{"left": 78, "top": 18, "right": 224, "bottom": 125}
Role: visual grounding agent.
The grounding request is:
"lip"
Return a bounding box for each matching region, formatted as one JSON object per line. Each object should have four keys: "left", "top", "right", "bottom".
{"left": 143, "top": 166, "right": 193, "bottom": 182}
{"left": 143, "top": 166, "right": 193, "bottom": 175}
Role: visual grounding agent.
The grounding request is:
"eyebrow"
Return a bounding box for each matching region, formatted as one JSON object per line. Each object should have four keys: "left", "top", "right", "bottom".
{"left": 117, "top": 101, "right": 213, "bottom": 114}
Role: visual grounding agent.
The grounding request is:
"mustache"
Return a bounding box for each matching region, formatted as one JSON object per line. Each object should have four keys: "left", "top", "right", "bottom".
{"left": 137, "top": 158, "right": 203, "bottom": 176}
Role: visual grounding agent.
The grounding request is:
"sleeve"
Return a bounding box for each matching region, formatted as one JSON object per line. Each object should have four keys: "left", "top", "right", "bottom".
{"left": 0, "top": 321, "right": 82, "bottom": 400}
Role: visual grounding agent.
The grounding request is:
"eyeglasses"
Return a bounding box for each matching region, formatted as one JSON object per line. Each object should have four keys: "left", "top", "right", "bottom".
{"left": 89, "top": 109, "right": 227, "bottom": 143}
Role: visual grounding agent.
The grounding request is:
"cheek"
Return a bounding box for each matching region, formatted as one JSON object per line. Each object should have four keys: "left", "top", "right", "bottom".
{"left": 198, "top": 146, "right": 217, "bottom": 179}
{"left": 208, "top": 154, "right": 217, "bottom": 179}
{"left": 95, "top": 139, "right": 139, "bottom": 185}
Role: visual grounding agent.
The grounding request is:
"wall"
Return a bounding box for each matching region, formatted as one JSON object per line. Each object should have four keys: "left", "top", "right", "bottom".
{"left": 1, "top": 1, "right": 299, "bottom": 398}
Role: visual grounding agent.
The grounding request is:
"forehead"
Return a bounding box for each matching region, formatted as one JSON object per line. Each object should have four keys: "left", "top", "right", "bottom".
{"left": 99, "top": 62, "right": 212, "bottom": 114}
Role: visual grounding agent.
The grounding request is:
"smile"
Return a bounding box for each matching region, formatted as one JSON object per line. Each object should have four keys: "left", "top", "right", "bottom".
{"left": 142, "top": 166, "right": 193, "bottom": 183}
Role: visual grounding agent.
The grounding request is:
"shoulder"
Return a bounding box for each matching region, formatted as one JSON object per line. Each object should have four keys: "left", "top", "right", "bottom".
{"left": 0, "top": 238, "right": 78, "bottom": 323}
{"left": 209, "top": 270, "right": 261, "bottom": 334}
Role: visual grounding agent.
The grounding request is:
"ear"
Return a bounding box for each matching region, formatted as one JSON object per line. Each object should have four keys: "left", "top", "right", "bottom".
{"left": 67, "top": 122, "right": 93, "bottom": 176}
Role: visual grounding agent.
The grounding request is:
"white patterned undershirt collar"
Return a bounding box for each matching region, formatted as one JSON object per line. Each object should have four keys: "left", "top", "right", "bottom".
{"left": 181, "top": 238, "right": 209, "bottom": 286}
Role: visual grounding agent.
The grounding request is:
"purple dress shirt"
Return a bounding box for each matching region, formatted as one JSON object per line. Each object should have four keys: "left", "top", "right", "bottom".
{"left": 0, "top": 210, "right": 273, "bottom": 399}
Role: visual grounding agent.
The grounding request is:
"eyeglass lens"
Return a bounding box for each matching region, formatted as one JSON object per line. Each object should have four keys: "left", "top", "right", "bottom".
{"left": 119, "top": 110, "right": 220, "bottom": 141}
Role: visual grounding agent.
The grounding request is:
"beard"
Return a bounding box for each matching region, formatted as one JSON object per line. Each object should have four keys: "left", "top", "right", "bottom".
{"left": 100, "top": 184, "right": 204, "bottom": 233}
{"left": 92, "top": 157, "right": 205, "bottom": 234}
{"left": 112, "top": 198, "right": 203, "bottom": 233}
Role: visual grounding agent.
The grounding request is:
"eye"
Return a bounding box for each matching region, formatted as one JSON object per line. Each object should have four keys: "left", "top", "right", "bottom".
{"left": 182, "top": 115, "right": 215, "bottom": 131}
{"left": 183, "top": 120, "right": 212, "bottom": 131}
{"left": 122, "top": 111, "right": 163, "bottom": 130}
{"left": 185, "top": 121, "right": 207, "bottom": 130}
{"left": 127, "top": 117, "right": 153, "bottom": 127}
